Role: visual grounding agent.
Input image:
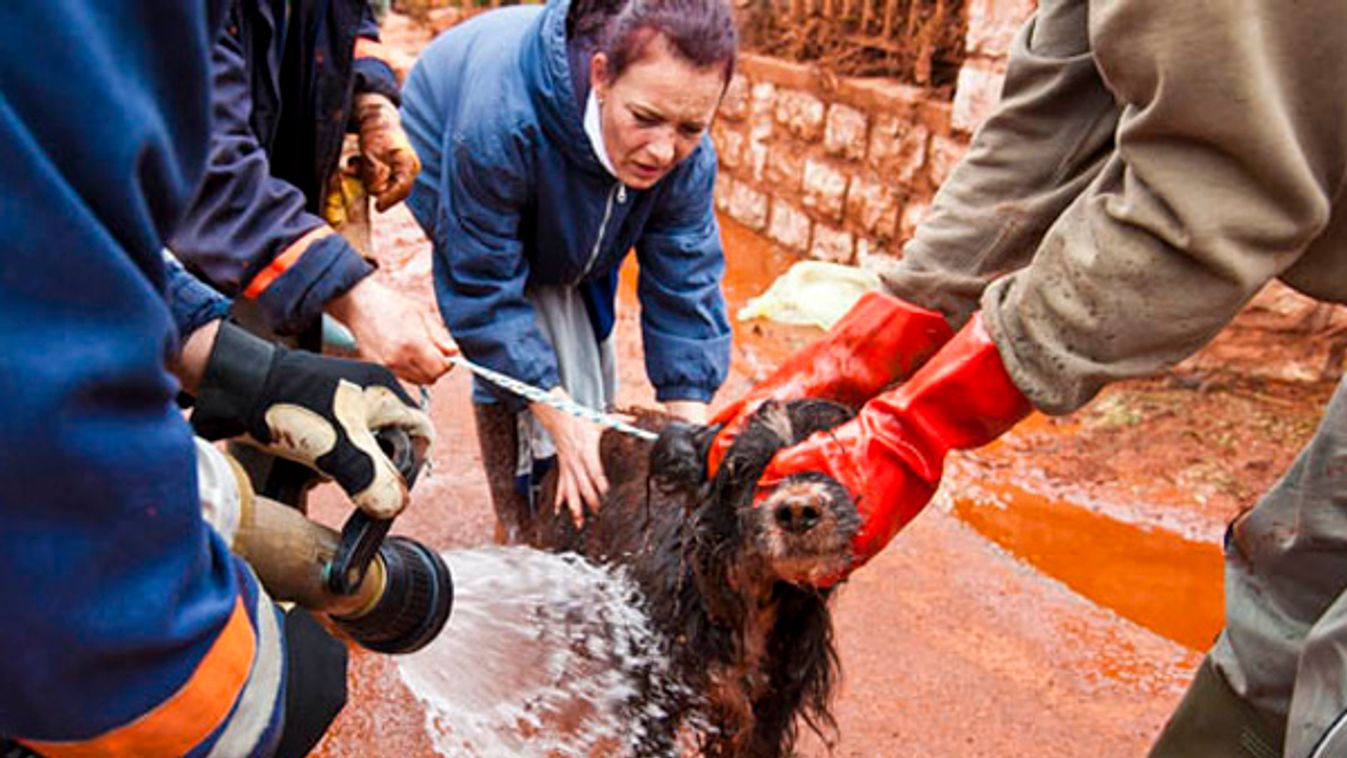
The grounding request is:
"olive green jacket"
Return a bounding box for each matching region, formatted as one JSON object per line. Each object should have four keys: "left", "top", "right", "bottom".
{"left": 879, "top": 0, "right": 1347, "bottom": 413}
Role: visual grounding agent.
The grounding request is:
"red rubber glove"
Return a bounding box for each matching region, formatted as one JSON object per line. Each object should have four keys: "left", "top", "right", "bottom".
{"left": 707, "top": 291, "right": 953, "bottom": 477}
{"left": 755, "top": 313, "right": 1032, "bottom": 584}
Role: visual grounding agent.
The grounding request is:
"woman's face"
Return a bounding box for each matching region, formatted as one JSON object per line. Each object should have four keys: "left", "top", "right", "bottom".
{"left": 590, "top": 34, "right": 726, "bottom": 190}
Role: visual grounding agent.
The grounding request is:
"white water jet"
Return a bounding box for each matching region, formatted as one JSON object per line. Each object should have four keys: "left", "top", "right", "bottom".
{"left": 397, "top": 546, "right": 688, "bottom": 757}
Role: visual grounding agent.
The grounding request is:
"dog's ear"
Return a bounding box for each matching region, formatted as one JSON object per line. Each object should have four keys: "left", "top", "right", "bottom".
{"left": 650, "top": 420, "right": 719, "bottom": 496}
{"left": 784, "top": 399, "right": 855, "bottom": 443}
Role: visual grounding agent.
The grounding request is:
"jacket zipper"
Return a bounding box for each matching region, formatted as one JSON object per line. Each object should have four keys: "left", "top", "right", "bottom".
{"left": 575, "top": 181, "right": 626, "bottom": 285}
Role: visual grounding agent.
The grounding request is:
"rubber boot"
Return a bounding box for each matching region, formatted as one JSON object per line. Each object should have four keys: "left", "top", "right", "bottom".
{"left": 1149, "top": 657, "right": 1285, "bottom": 758}
{"left": 473, "top": 402, "right": 534, "bottom": 545}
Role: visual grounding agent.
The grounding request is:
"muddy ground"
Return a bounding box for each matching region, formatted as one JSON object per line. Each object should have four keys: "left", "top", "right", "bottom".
{"left": 302, "top": 200, "right": 1330, "bottom": 757}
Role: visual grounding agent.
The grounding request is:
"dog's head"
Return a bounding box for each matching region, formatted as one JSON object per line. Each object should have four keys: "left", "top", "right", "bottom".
{"left": 643, "top": 401, "right": 851, "bottom": 756}
{"left": 652, "top": 399, "right": 859, "bottom": 587}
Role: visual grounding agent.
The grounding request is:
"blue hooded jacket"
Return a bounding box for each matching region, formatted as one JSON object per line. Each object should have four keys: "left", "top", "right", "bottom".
{"left": 401, "top": 0, "right": 732, "bottom": 409}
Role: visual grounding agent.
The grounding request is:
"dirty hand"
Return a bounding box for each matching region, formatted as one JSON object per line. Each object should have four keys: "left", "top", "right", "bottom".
{"left": 353, "top": 93, "right": 421, "bottom": 212}
{"left": 532, "top": 389, "right": 609, "bottom": 527}
{"left": 754, "top": 314, "right": 1030, "bottom": 585}
{"left": 326, "top": 276, "right": 456, "bottom": 385}
{"left": 191, "top": 321, "right": 436, "bottom": 519}
{"left": 706, "top": 291, "right": 953, "bottom": 478}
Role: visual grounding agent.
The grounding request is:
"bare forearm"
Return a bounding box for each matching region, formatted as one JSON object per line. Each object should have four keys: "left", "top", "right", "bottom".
{"left": 663, "top": 400, "right": 707, "bottom": 424}
{"left": 171, "top": 319, "right": 222, "bottom": 396}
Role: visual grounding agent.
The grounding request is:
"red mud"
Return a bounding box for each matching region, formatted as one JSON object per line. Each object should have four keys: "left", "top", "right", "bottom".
{"left": 951, "top": 482, "right": 1223, "bottom": 651}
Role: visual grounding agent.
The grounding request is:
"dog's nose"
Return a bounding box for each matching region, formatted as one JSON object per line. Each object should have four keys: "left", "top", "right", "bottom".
{"left": 774, "top": 499, "right": 822, "bottom": 534}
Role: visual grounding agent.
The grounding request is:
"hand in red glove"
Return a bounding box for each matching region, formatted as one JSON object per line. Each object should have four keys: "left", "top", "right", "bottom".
{"left": 754, "top": 313, "right": 1032, "bottom": 584}
{"left": 707, "top": 291, "right": 953, "bottom": 477}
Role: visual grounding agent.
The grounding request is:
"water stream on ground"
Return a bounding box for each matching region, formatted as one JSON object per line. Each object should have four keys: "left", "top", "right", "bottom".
{"left": 396, "top": 546, "right": 687, "bottom": 757}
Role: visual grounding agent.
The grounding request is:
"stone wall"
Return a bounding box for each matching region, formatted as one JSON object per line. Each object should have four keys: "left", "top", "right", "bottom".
{"left": 713, "top": 0, "right": 1033, "bottom": 265}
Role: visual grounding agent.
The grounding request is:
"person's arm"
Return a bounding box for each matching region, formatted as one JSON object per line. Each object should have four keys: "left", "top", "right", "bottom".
{"left": 985, "top": 0, "right": 1347, "bottom": 414}
{"left": 351, "top": 4, "right": 421, "bottom": 212}
{"left": 168, "top": 10, "right": 374, "bottom": 336}
{"left": 352, "top": 2, "right": 401, "bottom": 104}
{"left": 189, "top": 319, "right": 435, "bottom": 520}
{"left": 880, "top": 0, "right": 1118, "bottom": 328}
{"left": 0, "top": 1, "right": 292, "bottom": 753}
{"left": 664, "top": 400, "right": 708, "bottom": 424}
{"left": 427, "top": 123, "right": 612, "bottom": 519}
{"left": 163, "top": 251, "right": 232, "bottom": 378}
{"left": 705, "top": 0, "right": 1108, "bottom": 471}
{"left": 169, "top": 13, "right": 449, "bottom": 383}
{"left": 161, "top": 254, "right": 436, "bottom": 523}
{"left": 175, "top": 319, "right": 222, "bottom": 396}
{"left": 634, "top": 144, "right": 732, "bottom": 415}
{"left": 431, "top": 127, "right": 558, "bottom": 401}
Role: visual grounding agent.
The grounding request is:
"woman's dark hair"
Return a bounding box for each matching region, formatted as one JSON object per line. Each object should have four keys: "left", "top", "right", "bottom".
{"left": 567, "top": 0, "right": 738, "bottom": 84}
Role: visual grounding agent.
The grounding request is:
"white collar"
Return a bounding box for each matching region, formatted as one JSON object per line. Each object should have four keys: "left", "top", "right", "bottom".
{"left": 584, "top": 89, "right": 618, "bottom": 178}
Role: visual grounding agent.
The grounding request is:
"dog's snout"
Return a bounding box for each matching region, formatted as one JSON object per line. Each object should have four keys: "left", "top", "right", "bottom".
{"left": 775, "top": 498, "right": 823, "bottom": 534}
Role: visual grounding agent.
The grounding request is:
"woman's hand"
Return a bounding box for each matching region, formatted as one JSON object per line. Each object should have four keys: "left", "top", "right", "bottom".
{"left": 663, "top": 400, "right": 708, "bottom": 425}
{"left": 531, "top": 388, "right": 609, "bottom": 527}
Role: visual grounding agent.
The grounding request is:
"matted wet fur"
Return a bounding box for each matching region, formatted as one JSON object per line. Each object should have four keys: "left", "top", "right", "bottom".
{"left": 531, "top": 399, "right": 859, "bottom": 757}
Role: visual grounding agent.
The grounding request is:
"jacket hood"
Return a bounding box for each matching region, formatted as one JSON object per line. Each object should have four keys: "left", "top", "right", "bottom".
{"left": 522, "top": 0, "right": 609, "bottom": 175}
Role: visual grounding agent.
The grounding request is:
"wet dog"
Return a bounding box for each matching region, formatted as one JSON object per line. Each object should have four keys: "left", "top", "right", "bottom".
{"left": 531, "top": 399, "right": 858, "bottom": 757}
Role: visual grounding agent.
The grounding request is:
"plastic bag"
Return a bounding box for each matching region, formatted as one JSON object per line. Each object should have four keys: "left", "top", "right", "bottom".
{"left": 736, "top": 261, "right": 882, "bottom": 330}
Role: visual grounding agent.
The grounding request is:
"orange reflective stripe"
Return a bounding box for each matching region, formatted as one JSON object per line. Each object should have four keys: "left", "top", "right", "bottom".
{"left": 242, "top": 226, "right": 332, "bottom": 299}
{"left": 354, "top": 36, "right": 393, "bottom": 65}
{"left": 24, "top": 598, "right": 257, "bottom": 758}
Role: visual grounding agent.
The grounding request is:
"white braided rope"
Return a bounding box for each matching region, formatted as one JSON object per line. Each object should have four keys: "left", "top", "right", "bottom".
{"left": 449, "top": 356, "right": 658, "bottom": 441}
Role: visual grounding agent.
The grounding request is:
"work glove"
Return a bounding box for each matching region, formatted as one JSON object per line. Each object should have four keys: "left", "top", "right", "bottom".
{"left": 191, "top": 321, "right": 434, "bottom": 519}
{"left": 353, "top": 92, "right": 420, "bottom": 212}
{"left": 754, "top": 313, "right": 1031, "bottom": 584}
{"left": 706, "top": 291, "right": 953, "bottom": 477}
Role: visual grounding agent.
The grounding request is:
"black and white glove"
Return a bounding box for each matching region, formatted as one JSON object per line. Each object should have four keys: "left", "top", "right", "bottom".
{"left": 191, "top": 321, "right": 434, "bottom": 518}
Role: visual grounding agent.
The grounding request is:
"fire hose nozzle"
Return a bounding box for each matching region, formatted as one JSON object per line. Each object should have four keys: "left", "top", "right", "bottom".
{"left": 231, "top": 427, "right": 453, "bottom": 654}
{"left": 331, "top": 534, "right": 453, "bottom": 654}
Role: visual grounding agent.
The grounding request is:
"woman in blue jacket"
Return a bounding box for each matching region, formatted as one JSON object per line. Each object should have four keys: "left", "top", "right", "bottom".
{"left": 401, "top": 0, "right": 736, "bottom": 538}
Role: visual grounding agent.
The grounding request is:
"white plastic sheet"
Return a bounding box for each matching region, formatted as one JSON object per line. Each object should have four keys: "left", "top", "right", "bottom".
{"left": 736, "top": 260, "right": 882, "bottom": 330}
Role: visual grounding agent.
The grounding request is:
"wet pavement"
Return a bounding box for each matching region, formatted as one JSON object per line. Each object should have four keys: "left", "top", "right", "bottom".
{"left": 294, "top": 203, "right": 1269, "bottom": 756}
